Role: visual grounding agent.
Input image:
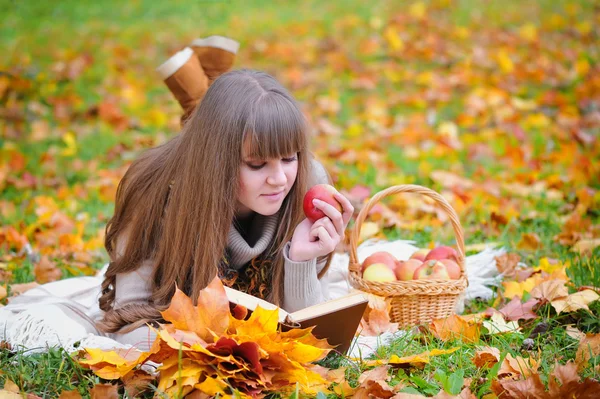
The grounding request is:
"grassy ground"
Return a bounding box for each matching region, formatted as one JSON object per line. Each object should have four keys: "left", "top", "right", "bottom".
{"left": 1, "top": 0, "right": 599, "bottom": 397}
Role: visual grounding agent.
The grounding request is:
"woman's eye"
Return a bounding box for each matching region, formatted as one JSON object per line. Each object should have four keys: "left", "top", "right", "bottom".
{"left": 247, "top": 163, "right": 266, "bottom": 170}
{"left": 283, "top": 156, "right": 297, "bottom": 163}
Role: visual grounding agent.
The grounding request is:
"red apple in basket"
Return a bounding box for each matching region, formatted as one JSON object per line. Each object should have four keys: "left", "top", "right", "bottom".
{"left": 362, "top": 263, "right": 397, "bottom": 282}
{"left": 424, "top": 245, "right": 459, "bottom": 263}
{"left": 413, "top": 260, "right": 451, "bottom": 280}
{"left": 303, "top": 184, "right": 343, "bottom": 223}
{"left": 409, "top": 248, "right": 429, "bottom": 262}
{"left": 361, "top": 251, "right": 397, "bottom": 273}
{"left": 439, "top": 259, "right": 461, "bottom": 279}
{"left": 394, "top": 259, "right": 423, "bottom": 281}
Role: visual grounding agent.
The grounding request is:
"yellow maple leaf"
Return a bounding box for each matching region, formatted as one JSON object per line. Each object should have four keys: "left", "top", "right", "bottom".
{"left": 409, "top": 1, "right": 426, "bottom": 19}
{"left": 519, "top": 23, "right": 538, "bottom": 41}
{"left": 79, "top": 347, "right": 150, "bottom": 380}
{"left": 383, "top": 26, "right": 404, "bottom": 51}
{"left": 503, "top": 274, "right": 542, "bottom": 298}
{"left": 60, "top": 132, "right": 78, "bottom": 157}
{"left": 364, "top": 347, "right": 459, "bottom": 368}
{"left": 551, "top": 290, "right": 600, "bottom": 314}
{"left": 496, "top": 50, "right": 514, "bottom": 73}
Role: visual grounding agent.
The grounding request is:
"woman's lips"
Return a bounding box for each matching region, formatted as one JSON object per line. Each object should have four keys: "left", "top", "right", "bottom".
{"left": 262, "top": 191, "right": 284, "bottom": 200}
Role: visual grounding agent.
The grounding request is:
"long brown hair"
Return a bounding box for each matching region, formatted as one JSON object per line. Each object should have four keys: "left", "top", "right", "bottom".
{"left": 98, "top": 69, "right": 320, "bottom": 333}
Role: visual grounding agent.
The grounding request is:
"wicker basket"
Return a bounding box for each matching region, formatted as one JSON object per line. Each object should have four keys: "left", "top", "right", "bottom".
{"left": 348, "top": 184, "right": 468, "bottom": 327}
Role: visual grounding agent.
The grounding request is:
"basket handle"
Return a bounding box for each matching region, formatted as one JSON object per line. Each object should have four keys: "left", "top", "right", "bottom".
{"left": 348, "top": 184, "right": 466, "bottom": 273}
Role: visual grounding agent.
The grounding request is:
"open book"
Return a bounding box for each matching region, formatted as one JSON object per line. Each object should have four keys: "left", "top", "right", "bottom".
{"left": 224, "top": 287, "right": 368, "bottom": 355}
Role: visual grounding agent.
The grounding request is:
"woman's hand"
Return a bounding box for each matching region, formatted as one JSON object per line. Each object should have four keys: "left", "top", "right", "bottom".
{"left": 289, "top": 191, "right": 354, "bottom": 262}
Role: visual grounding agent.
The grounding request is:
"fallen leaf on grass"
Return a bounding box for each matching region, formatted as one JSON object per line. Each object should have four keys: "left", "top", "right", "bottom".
{"left": 497, "top": 297, "right": 538, "bottom": 321}
{"left": 89, "top": 384, "right": 118, "bottom": 399}
{"left": 7, "top": 282, "right": 39, "bottom": 297}
{"left": 565, "top": 325, "right": 586, "bottom": 340}
{"left": 33, "top": 255, "right": 62, "bottom": 284}
{"left": 428, "top": 314, "right": 481, "bottom": 343}
{"left": 473, "top": 346, "right": 501, "bottom": 368}
{"left": 57, "top": 390, "right": 83, "bottom": 399}
{"left": 576, "top": 333, "right": 600, "bottom": 370}
{"left": 530, "top": 279, "right": 568, "bottom": 302}
{"left": 483, "top": 313, "right": 520, "bottom": 334}
{"left": 517, "top": 233, "right": 542, "bottom": 251}
{"left": 387, "top": 347, "right": 459, "bottom": 369}
{"left": 360, "top": 294, "right": 399, "bottom": 336}
{"left": 353, "top": 365, "right": 397, "bottom": 399}
{"left": 551, "top": 289, "right": 599, "bottom": 314}
{"left": 2, "top": 381, "right": 19, "bottom": 393}
{"left": 502, "top": 274, "right": 543, "bottom": 299}
{"left": 572, "top": 238, "right": 600, "bottom": 255}
{"left": 497, "top": 353, "right": 539, "bottom": 379}
{"left": 495, "top": 253, "right": 520, "bottom": 278}
{"left": 492, "top": 361, "right": 600, "bottom": 398}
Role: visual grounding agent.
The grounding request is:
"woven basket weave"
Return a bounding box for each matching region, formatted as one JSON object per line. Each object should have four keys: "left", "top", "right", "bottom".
{"left": 348, "top": 184, "right": 468, "bottom": 327}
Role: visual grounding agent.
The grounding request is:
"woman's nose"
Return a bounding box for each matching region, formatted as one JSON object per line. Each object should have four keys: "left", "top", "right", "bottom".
{"left": 266, "top": 162, "right": 286, "bottom": 186}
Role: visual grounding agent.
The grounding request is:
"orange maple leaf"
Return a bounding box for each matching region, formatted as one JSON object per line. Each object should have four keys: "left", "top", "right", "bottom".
{"left": 428, "top": 314, "right": 481, "bottom": 343}
{"left": 160, "top": 276, "right": 230, "bottom": 341}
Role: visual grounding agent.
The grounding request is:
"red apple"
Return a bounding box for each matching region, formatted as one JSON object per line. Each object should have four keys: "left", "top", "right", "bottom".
{"left": 409, "top": 248, "right": 429, "bottom": 262}
{"left": 394, "top": 259, "right": 423, "bottom": 281}
{"left": 413, "top": 260, "right": 451, "bottom": 280}
{"left": 439, "top": 259, "right": 461, "bottom": 279}
{"left": 424, "top": 245, "right": 459, "bottom": 263}
{"left": 362, "top": 263, "right": 397, "bottom": 282}
{"left": 303, "top": 184, "right": 343, "bottom": 223}
{"left": 361, "top": 251, "right": 397, "bottom": 273}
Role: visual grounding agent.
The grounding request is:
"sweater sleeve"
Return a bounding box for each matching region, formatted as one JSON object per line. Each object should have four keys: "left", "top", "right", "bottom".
{"left": 282, "top": 242, "right": 329, "bottom": 312}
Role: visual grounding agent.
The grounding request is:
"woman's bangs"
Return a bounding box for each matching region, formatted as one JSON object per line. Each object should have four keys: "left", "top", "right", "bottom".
{"left": 243, "top": 94, "right": 306, "bottom": 160}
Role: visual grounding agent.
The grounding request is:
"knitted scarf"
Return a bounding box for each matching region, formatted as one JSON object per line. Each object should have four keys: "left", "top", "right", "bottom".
{"left": 217, "top": 251, "right": 273, "bottom": 300}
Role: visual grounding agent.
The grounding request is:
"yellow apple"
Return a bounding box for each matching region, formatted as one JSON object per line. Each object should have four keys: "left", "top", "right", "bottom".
{"left": 362, "top": 263, "right": 397, "bottom": 282}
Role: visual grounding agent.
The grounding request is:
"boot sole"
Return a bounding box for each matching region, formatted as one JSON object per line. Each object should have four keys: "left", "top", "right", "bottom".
{"left": 156, "top": 47, "right": 195, "bottom": 79}
{"left": 190, "top": 36, "right": 240, "bottom": 54}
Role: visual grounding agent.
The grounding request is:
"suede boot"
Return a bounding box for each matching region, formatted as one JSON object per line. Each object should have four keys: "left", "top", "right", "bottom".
{"left": 156, "top": 47, "right": 208, "bottom": 126}
{"left": 190, "top": 36, "right": 240, "bottom": 84}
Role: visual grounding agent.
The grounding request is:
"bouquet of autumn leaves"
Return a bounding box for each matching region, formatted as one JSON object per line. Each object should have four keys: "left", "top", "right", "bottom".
{"left": 78, "top": 278, "right": 333, "bottom": 398}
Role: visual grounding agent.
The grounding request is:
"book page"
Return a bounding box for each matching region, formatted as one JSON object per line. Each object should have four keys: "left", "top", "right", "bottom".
{"left": 224, "top": 286, "right": 288, "bottom": 323}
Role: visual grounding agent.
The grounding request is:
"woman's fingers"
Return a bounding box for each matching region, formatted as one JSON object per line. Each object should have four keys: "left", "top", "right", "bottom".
{"left": 333, "top": 191, "right": 355, "bottom": 225}
{"left": 313, "top": 199, "right": 344, "bottom": 236}
{"left": 313, "top": 217, "right": 337, "bottom": 240}
{"left": 315, "top": 226, "right": 336, "bottom": 253}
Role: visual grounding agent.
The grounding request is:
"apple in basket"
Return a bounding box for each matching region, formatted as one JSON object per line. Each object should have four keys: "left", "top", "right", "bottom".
{"left": 413, "top": 260, "right": 451, "bottom": 280}
{"left": 303, "top": 184, "right": 343, "bottom": 223}
{"left": 362, "top": 263, "right": 397, "bottom": 282}
{"left": 424, "top": 245, "right": 459, "bottom": 263}
{"left": 394, "top": 259, "right": 423, "bottom": 281}
{"left": 361, "top": 251, "right": 397, "bottom": 273}
{"left": 409, "top": 248, "right": 429, "bottom": 262}
{"left": 438, "top": 259, "right": 461, "bottom": 279}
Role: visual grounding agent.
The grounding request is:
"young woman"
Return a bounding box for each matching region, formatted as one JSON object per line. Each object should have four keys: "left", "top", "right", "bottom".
{"left": 0, "top": 37, "right": 353, "bottom": 353}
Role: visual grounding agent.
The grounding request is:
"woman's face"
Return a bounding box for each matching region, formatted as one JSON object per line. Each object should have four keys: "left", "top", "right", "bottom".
{"left": 237, "top": 149, "right": 299, "bottom": 217}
